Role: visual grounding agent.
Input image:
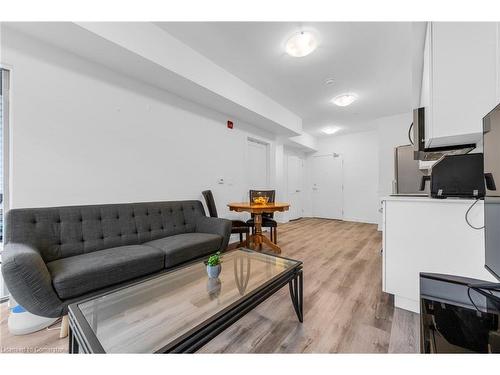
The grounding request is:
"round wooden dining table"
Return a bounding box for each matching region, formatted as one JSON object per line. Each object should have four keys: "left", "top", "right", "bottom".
{"left": 227, "top": 202, "right": 290, "bottom": 254}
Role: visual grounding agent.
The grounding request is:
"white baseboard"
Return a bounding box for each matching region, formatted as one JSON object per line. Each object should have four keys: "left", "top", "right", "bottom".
{"left": 342, "top": 216, "right": 378, "bottom": 225}
{"left": 302, "top": 215, "right": 378, "bottom": 225}
{"left": 394, "top": 295, "right": 420, "bottom": 314}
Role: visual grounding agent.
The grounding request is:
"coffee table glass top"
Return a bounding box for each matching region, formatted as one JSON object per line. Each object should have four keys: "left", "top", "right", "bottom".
{"left": 76, "top": 248, "right": 300, "bottom": 353}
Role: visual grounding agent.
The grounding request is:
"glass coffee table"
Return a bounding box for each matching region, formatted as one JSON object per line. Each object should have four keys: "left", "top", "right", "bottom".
{"left": 68, "top": 248, "right": 303, "bottom": 353}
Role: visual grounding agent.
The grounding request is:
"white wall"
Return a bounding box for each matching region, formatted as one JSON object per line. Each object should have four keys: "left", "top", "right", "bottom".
{"left": 376, "top": 112, "right": 413, "bottom": 228}
{"left": 288, "top": 132, "right": 318, "bottom": 152}
{"left": 2, "top": 29, "right": 279, "bottom": 223}
{"left": 76, "top": 22, "right": 303, "bottom": 135}
{"left": 306, "top": 130, "right": 380, "bottom": 224}
{"left": 377, "top": 112, "right": 413, "bottom": 197}
{"left": 302, "top": 113, "right": 411, "bottom": 226}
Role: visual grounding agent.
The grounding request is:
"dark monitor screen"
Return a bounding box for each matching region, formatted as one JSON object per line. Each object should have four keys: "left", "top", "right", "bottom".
{"left": 485, "top": 197, "right": 500, "bottom": 280}
{"left": 484, "top": 103, "right": 500, "bottom": 281}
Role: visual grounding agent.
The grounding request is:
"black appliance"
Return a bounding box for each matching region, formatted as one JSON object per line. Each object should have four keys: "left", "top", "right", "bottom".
{"left": 413, "top": 107, "right": 476, "bottom": 161}
{"left": 420, "top": 153, "right": 488, "bottom": 199}
{"left": 483, "top": 102, "right": 500, "bottom": 281}
{"left": 419, "top": 104, "right": 500, "bottom": 355}
{"left": 420, "top": 273, "right": 500, "bottom": 353}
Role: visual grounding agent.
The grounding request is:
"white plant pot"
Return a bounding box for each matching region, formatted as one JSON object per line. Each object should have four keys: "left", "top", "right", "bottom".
{"left": 207, "top": 264, "right": 221, "bottom": 279}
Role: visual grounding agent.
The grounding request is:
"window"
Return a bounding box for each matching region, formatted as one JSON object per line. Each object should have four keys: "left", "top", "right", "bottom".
{"left": 0, "top": 68, "right": 8, "bottom": 241}
{"left": 0, "top": 68, "right": 10, "bottom": 301}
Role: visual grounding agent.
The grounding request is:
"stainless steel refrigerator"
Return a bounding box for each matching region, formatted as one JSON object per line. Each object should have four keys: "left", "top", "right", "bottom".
{"left": 393, "top": 144, "right": 429, "bottom": 195}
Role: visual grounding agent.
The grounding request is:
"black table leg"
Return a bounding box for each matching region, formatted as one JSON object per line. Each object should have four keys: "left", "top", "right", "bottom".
{"left": 68, "top": 325, "right": 73, "bottom": 354}
{"left": 68, "top": 324, "right": 80, "bottom": 354}
{"left": 289, "top": 269, "right": 303, "bottom": 322}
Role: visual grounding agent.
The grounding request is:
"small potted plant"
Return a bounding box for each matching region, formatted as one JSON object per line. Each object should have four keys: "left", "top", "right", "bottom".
{"left": 206, "top": 251, "right": 222, "bottom": 278}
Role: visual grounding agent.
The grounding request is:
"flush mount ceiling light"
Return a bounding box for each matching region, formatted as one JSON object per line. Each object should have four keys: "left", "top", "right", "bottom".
{"left": 285, "top": 31, "right": 317, "bottom": 57}
{"left": 331, "top": 93, "right": 358, "bottom": 107}
{"left": 321, "top": 126, "right": 341, "bottom": 135}
{"left": 325, "top": 78, "right": 335, "bottom": 86}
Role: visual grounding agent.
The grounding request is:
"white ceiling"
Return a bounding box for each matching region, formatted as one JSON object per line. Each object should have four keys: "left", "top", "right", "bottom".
{"left": 156, "top": 22, "right": 413, "bottom": 137}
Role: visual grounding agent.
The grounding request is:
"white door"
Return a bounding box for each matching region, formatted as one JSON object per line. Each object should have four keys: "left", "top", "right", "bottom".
{"left": 311, "top": 154, "right": 343, "bottom": 219}
{"left": 287, "top": 155, "right": 304, "bottom": 220}
{"left": 247, "top": 139, "right": 269, "bottom": 193}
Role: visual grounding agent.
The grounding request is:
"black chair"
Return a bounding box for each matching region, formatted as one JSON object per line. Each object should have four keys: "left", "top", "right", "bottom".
{"left": 202, "top": 190, "right": 250, "bottom": 246}
{"left": 247, "top": 190, "right": 278, "bottom": 244}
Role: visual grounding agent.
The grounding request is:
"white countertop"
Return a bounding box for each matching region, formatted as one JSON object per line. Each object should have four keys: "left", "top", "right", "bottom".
{"left": 381, "top": 195, "right": 483, "bottom": 204}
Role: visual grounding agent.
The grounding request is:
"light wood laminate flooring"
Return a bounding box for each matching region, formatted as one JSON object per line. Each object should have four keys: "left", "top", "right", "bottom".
{"left": 0, "top": 218, "right": 419, "bottom": 353}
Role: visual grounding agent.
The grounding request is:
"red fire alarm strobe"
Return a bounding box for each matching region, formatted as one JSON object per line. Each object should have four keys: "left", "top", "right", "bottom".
{"left": 227, "top": 120, "right": 234, "bottom": 129}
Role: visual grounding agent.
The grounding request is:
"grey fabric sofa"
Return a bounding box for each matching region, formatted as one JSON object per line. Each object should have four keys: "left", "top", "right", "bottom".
{"left": 1, "top": 200, "right": 231, "bottom": 318}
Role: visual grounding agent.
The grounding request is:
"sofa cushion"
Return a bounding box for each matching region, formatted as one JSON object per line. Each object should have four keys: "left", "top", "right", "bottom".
{"left": 145, "top": 233, "right": 222, "bottom": 268}
{"left": 46, "top": 245, "right": 165, "bottom": 299}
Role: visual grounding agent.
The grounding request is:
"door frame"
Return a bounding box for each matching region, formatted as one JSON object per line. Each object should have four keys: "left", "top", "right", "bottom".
{"left": 286, "top": 153, "right": 304, "bottom": 221}
{"left": 311, "top": 153, "right": 344, "bottom": 220}
{"left": 246, "top": 137, "right": 270, "bottom": 189}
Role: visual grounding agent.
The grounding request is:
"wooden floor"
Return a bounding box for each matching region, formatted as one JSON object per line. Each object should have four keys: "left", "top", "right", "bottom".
{"left": 0, "top": 218, "right": 419, "bottom": 353}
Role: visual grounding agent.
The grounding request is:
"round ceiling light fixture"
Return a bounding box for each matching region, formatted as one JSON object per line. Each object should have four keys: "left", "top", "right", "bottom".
{"left": 321, "top": 126, "right": 341, "bottom": 135}
{"left": 285, "top": 31, "right": 318, "bottom": 57}
{"left": 331, "top": 93, "right": 358, "bottom": 107}
{"left": 325, "top": 78, "right": 335, "bottom": 86}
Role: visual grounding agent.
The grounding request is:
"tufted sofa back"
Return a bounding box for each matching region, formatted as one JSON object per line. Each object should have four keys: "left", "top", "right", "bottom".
{"left": 5, "top": 201, "right": 206, "bottom": 263}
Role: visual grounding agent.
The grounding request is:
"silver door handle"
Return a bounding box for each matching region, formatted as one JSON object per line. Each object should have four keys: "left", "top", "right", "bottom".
{"left": 296, "top": 190, "right": 301, "bottom": 192}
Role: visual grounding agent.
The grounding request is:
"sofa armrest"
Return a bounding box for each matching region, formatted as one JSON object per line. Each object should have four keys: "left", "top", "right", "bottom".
{"left": 1, "top": 243, "right": 64, "bottom": 318}
{"left": 195, "top": 216, "right": 232, "bottom": 251}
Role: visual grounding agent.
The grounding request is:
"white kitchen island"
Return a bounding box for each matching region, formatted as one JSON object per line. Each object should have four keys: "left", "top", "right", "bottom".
{"left": 382, "top": 195, "right": 497, "bottom": 313}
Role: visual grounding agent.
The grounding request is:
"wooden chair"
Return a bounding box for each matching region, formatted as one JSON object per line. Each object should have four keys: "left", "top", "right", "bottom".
{"left": 202, "top": 190, "right": 250, "bottom": 246}
{"left": 247, "top": 189, "right": 278, "bottom": 244}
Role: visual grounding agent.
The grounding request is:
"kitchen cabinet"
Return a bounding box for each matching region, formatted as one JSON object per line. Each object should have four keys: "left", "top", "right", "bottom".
{"left": 382, "top": 196, "right": 497, "bottom": 313}
{"left": 420, "top": 22, "right": 499, "bottom": 148}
